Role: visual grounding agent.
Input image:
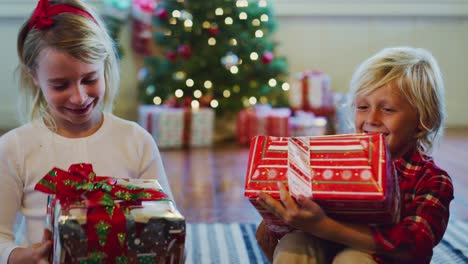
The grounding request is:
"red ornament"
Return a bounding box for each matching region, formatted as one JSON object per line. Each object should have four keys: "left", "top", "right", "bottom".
{"left": 177, "top": 44, "right": 193, "bottom": 59}
{"left": 166, "top": 51, "right": 177, "bottom": 61}
{"left": 156, "top": 8, "right": 168, "bottom": 20}
{"left": 262, "top": 51, "right": 274, "bottom": 64}
{"left": 208, "top": 26, "right": 219, "bottom": 36}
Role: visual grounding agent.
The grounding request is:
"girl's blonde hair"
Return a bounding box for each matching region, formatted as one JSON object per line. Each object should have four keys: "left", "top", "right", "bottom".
{"left": 349, "top": 47, "right": 445, "bottom": 155}
{"left": 17, "top": 0, "right": 119, "bottom": 129}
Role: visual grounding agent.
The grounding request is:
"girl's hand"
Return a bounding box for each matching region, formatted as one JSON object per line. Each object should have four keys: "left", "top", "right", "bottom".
{"left": 255, "top": 220, "right": 278, "bottom": 262}
{"left": 8, "top": 229, "right": 52, "bottom": 264}
{"left": 257, "top": 182, "right": 327, "bottom": 234}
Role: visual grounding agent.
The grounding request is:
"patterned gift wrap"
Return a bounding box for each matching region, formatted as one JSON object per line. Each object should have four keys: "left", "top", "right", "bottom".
{"left": 244, "top": 134, "right": 400, "bottom": 234}
{"left": 138, "top": 105, "right": 214, "bottom": 149}
{"left": 37, "top": 164, "right": 185, "bottom": 264}
{"left": 236, "top": 105, "right": 291, "bottom": 145}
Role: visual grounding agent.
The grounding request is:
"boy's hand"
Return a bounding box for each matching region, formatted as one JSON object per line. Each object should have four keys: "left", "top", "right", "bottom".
{"left": 257, "top": 182, "right": 327, "bottom": 234}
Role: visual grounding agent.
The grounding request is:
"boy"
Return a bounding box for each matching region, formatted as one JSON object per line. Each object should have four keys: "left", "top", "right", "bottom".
{"left": 256, "top": 47, "right": 454, "bottom": 264}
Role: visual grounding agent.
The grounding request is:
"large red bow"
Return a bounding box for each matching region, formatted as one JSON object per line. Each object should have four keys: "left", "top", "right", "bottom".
{"left": 35, "top": 163, "right": 169, "bottom": 263}
{"left": 28, "top": 0, "right": 97, "bottom": 30}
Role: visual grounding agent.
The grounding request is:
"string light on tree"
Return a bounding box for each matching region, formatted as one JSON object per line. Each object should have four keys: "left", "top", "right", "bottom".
{"left": 215, "top": 8, "right": 223, "bottom": 16}
{"left": 250, "top": 52, "right": 259, "bottom": 60}
{"left": 186, "top": 79, "right": 195, "bottom": 87}
{"left": 230, "top": 66, "right": 239, "bottom": 74}
{"left": 223, "top": 90, "right": 231, "bottom": 98}
{"left": 258, "top": 0, "right": 267, "bottom": 7}
{"left": 255, "top": 30, "right": 264, "bottom": 38}
{"left": 269, "top": 78, "right": 277, "bottom": 87}
{"left": 236, "top": 0, "right": 248, "bottom": 8}
{"left": 208, "top": 37, "right": 216, "bottom": 45}
{"left": 225, "top": 17, "right": 233, "bottom": 25}
{"left": 204, "top": 80, "right": 213, "bottom": 89}
{"left": 175, "top": 89, "right": 184, "bottom": 98}
{"left": 172, "top": 10, "right": 181, "bottom": 18}
{"left": 153, "top": 96, "right": 162, "bottom": 105}
{"left": 194, "top": 90, "right": 202, "bottom": 98}
{"left": 210, "top": 99, "right": 219, "bottom": 108}
{"left": 229, "top": 38, "right": 237, "bottom": 46}
{"left": 282, "top": 82, "right": 290, "bottom": 91}
{"left": 249, "top": 96, "right": 257, "bottom": 105}
{"left": 260, "top": 14, "right": 269, "bottom": 22}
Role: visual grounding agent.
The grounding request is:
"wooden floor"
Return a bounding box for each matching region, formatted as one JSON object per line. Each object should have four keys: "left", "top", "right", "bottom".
{"left": 162, "top": 128, "right": 468, "bottom": 223}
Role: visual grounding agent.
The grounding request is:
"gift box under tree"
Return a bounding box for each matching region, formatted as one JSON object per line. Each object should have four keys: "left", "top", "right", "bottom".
{"left": 138, "top": 105, "right": 214, "bottom": 149}
{"left": 35, "top": 163, "right": 185, "bottom": 264}
{"left": 236, "top": 105, "right": 291, "bottom": 145}
{"left": 289, "top": 71, "right": 335, "bottom": 117}
{"left": 244, "top": 134, "right": 400, "bottom": 235}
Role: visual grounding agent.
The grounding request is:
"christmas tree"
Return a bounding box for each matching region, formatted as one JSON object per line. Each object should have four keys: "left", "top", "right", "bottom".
{"left": 139, "top": 0, "right": 289, "bottom": 113}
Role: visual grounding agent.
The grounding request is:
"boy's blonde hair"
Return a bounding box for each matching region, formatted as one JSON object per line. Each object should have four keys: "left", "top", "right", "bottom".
{"left": 349, "top": 47, "right": 445, "bottom": 155}
{"left": 16, "top": 0, "right": 119, "bottom": 129}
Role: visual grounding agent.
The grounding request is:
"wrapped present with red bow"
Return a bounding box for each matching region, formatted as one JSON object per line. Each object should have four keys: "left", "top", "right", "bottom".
{"left": 244, "top": 134, "right": 400, "bottom": 235}
{"left": 289, "top": 71, "right": 335, "bottom": 117}
{"left": 237, "top": 105, "right": 291, "bottom": 145}
{"left": 138, "top": 105, "right": 214, "bottom": 149}
{"left": 35, "top": 163, "right": 185, "bottom": 264}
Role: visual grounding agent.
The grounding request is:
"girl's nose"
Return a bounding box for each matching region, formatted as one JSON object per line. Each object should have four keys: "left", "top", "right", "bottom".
{"left": 69, "top": 85, "right": 88, "bottom": 105}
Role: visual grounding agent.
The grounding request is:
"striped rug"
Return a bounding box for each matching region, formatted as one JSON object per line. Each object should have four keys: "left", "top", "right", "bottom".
{"left": 186, "top": 220, "right": 468, "bottom": 264}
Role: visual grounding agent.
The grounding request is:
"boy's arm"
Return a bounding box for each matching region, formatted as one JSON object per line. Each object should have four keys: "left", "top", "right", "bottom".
{"left": 258, "top": 192, "right": 414, "bottom": 261}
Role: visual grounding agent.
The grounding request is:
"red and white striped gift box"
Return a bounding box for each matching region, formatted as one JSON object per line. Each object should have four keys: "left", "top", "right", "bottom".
{"left": 244, "top": 134, "right": 400, "bottom": 235}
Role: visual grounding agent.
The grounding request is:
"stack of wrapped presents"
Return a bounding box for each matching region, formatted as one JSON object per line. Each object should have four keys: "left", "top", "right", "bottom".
{"left": 244, "top": 134, "right": 400, "bottom": 236}
{"left": 236, "top": 105, "right": 329, "bottom": 145}
{"left": 138, "top": 105, "right": 214, "bottom": 149}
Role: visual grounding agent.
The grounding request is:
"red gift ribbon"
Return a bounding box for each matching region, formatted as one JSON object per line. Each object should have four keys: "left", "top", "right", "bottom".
{"left": 35, "top": 163, "right": 168, "bottom": 263}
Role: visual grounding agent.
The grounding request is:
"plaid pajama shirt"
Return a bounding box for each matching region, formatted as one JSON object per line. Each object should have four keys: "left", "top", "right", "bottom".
{"left": 371, "top": 148, "right": 454, "bottom": 263}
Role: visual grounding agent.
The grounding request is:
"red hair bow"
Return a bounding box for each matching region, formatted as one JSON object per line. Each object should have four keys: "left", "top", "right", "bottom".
{"left": 28, "top": 0, "right": 97, "bottom": 30}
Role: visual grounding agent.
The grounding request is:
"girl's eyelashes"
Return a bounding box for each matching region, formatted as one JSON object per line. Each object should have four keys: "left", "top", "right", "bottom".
{"left": 51, "top": 83, "right": 68, "bottom": 90}
{"left": 82, "top": 78, "right": 98, "bottom": 85}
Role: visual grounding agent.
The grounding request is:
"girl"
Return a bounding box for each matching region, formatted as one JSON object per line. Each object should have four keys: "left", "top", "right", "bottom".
{"left": 0, "top": 1, "right": 173, "bottom": 263}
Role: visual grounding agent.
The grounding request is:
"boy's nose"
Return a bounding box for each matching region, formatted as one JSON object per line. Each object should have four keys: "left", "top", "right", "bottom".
{"left": 365, "top": 109, "right": 381, "bottom": 125}
{"left": 69, "top": 85, "right": 88, "bottom": 105}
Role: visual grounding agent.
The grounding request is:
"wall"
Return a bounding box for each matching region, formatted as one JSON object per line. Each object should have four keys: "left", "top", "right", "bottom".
{"left": 0, "top": 0, "right": 467, "bottom": 130}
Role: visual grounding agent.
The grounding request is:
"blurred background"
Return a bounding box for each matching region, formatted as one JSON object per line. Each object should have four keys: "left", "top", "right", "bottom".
{"left": 0, "top": 0, "right": 467, "bottom": 131}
